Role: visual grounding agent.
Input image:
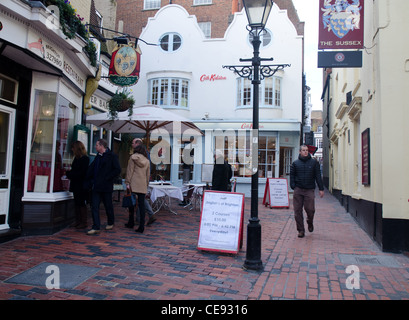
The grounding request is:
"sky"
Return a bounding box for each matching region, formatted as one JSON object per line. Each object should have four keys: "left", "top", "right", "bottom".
{"left": 292, "top": 0, "right": 323, "bottom": 110}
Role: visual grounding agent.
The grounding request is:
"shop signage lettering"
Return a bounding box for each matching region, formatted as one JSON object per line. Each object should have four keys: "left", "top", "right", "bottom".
{"left": 200, "top": 74, "right": 227, "bottom": 82}
{"left": 240, "top": 123, "right": 264, "bottom": 129}
{"left": 90, "top": 95, "right": 108, "bottom": 111}
{"left": 63, "top": 60, "right": 84, "bottom": 88}
{"left": 27, "top": 32, "right": 85, "bottom": 90}
{"left": 318, "top": 0, "right": 364, "bottom": 50}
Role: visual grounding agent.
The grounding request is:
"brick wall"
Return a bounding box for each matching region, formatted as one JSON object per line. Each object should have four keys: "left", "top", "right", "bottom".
{"left": 116, "top": 0, "right": 303, "bottom": 39}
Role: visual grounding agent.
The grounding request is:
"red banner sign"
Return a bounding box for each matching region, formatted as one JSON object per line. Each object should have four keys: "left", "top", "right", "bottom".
{"left": 318, "top": 0, "right": 364, "bottom": 50}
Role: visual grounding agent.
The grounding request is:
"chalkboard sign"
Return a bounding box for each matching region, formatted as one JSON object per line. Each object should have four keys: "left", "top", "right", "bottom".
{"left": 197, "top": 191, "right": 245, "bottom": 254}
{"left": 263, "top": 178, "right": 290, "bottom": 208}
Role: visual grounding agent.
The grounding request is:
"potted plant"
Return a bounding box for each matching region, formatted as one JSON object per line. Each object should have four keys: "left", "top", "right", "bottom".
{"left": 108, "top": 88, "right": 135, "bottom": 119}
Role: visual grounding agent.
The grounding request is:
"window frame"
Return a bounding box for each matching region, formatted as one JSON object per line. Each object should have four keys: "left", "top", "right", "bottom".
{"left": 144, "top": 0, "right": 161, "bottom": 10}
{"left": 193, "top": 0, "right": 212, "bottom": 5}
{"left": 148, "top": 77, "right": 190, "bottom": 109}
{"left": 159, "top": 33, "right": 182, "bottom": 53}
{"left": 236, "top": 76, "right": 282, "bottom": 109}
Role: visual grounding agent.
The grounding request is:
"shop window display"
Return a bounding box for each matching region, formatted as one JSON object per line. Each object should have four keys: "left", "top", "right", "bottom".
{"left": 28, "top": 91, "right": 76, "bottom": 193}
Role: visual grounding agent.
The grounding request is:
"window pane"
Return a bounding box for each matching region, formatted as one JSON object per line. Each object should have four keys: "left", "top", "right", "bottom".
{"left": 0, "top": 75, "right": 17, "bottom": 103}
{"left": 181, "top": 80, "right": 189, "bottom": 107}
{"left": 54, "top": 95, "right": 76, "bottom": 192}
{"left": 194, "top": 0, "right": 212, "bottom": 5}
{"left": 160, "top": 35, "right": 169, "bottom": 51}
{"left": 171, "top": 79, "right": 179, "bottom": 106}
{"left": 264, "top": 78, "right": 273, "bottom": 105}
{"left": 173, "top": 35, "right": 181, "bottom": 51}
{"left": 28, "top": 91, "right": 56, "bottom": 192}
{"left": 160, "top": 79, "right": 168, "bottom": 105}
{"left": 144, "top": 0, "right": 160, "bottom": 9}
{"left": 151, "top": 79, "right": 159, "bottom": 105}
{"left": 243, "top": 79, "right": 251, "bottom": 106}
{"left": 0, "top": 111, "right": 10, "bottom": 175}
{"left": 275, "top": 78, "right": 281, "bottom": 106}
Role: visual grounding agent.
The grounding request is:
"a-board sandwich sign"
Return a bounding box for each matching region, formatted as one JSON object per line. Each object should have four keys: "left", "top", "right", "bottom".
{"left": 263, "top": 178, "right": 290, "bottom": 209}
{"left": 197, "top": 191, "right": 245, "bottom": 254}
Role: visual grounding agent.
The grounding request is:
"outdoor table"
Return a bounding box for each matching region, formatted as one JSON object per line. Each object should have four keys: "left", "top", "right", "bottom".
{"left": 148, "top": 184, "right": 184, "bottom": 215}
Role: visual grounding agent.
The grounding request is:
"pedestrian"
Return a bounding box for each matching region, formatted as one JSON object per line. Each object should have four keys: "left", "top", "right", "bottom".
{"left": 85, "top": 139, "right": 121, "bottom": 235}
{"left": 212, "top": 150, "right": 232, "bottom": 191}
{"left": 290, "top": 145, "right": 325, "bottom": 238}
{"left": 124, "top": 138, "right": 156, "bottom": 227}
{"left": 66, "top": 141, "right": 89, "bottom": 229}
{"left": 125, "top": 144, "right": 150, "bottom": 233}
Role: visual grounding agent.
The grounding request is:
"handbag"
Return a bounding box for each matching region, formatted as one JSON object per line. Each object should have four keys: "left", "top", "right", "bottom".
{"left": 122, "top": 191, "right": 136, "bottom": 208}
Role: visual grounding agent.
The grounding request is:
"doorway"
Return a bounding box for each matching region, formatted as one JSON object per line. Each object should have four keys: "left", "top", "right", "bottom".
{"left": 0, "top": 105, "right": 15, "bottom": 230}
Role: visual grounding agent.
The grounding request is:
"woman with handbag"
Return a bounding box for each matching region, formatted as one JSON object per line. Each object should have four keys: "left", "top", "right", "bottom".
{"left": 125, "top": 144, "right": 150, "bottom": 233}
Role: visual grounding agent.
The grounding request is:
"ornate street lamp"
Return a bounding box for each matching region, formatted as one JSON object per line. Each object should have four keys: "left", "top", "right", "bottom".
{"left": 223, "top": 0, "right": 290, "bottom": 271}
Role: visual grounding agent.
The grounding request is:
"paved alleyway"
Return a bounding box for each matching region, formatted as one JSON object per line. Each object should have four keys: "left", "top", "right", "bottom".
{"left": 0, "top": 191, "right": 408, "bottom": 301}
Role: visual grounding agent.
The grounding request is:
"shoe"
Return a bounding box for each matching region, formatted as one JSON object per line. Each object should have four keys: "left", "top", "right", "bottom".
{"left": 135, "top": 228, "right": 144, "bottom": 233}
{"left": 87, "top": 229, "right": 100, "bottom": 235}
{"left": 124, "top": 222, "right": 134, "bottom": 228}
{"left": 298, "top": 231, "right": 305, "bottom": 238}
{"left": 105, "top": 224, "right": 114, "bottom": 230}
{"left": 308, "top": 223, "right": 314, "bottom": 233}
{"left": 147, "top": 216, "right": 157, "bottom": 226}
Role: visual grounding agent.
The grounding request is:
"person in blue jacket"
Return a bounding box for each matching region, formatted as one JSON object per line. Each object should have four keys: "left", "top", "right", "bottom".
{"left": 290, "top": 145, "right": 324, "bottom": 238}
{"left": 85, "top": 139, "right": 121, "bottom": 235}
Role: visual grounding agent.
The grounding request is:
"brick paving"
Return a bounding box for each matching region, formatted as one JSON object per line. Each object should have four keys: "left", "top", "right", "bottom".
{"left": 0, "top": 191, "right": 408, "bottom": 301}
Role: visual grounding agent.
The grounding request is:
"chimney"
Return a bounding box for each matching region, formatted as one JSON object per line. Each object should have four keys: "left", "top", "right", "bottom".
{"left": 232, "top": 0, "right": 239, "bottom": 14}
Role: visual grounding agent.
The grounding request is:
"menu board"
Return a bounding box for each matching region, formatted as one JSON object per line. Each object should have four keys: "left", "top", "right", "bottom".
{"left": 263, "top": 178, "right": 290, "bottom": 208}
{"left": 197, "top": 191, "right": 245, "bottom": 254}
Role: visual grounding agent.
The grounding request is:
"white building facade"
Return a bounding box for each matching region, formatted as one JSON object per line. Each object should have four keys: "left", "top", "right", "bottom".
{"left": 131, "top": 4, "right": 304, "bottom": 197}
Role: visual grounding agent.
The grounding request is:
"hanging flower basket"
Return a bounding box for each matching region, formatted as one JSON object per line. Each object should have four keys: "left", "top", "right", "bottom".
{"left": 108, "top": 88, "right": 135, "bottom": 119}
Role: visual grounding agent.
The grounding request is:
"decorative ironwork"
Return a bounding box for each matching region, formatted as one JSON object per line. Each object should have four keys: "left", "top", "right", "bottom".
{"left": 223, "top": 63, "right": 291, "bottom": 81}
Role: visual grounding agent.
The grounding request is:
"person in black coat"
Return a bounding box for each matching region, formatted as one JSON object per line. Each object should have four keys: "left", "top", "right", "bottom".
{"left": 212, "top": 150, "right": 232, "bottom": 192}
{"left": 290, "top": 145, "right": 324, "bottom": 238}
{"left": 84, "top": 139, "right": 121, "bottom": 235}
{"left": 66, "top": 141, "right": 89, "bottom": 229}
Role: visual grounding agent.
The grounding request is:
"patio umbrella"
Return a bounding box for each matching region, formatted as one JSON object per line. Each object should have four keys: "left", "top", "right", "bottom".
{"left": 85, "top": 104, "right": 203, "bottom": 146}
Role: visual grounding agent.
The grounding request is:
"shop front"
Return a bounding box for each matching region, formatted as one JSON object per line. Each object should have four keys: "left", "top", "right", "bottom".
{"left": 172, "top": 120, "right": 301, "bottom": 197}
{"left": 0, "top": 3, "right": 98, "bottom": 236}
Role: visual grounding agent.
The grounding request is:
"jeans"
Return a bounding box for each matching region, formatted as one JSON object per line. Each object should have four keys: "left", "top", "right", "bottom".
{"left": 91, "top": 190, "right": 115, "bottom": 230}
{"left": 293, "top": 187, "right": 315, "bottom": 232}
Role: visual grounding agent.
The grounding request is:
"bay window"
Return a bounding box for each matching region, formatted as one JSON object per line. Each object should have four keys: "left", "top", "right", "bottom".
{"left": 149, "top": 78, "right": 189, "bottom": 108}
{"left": 237, "top": 76, "right": 282, "bottom": 108}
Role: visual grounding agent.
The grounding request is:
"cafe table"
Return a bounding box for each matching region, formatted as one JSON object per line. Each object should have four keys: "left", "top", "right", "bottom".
{"left": 148, "top": 183, "right": 184, "bottom": 214}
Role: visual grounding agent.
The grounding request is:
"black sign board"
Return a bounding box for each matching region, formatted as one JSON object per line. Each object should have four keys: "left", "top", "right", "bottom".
{"left": 318, "top": 51, "right": 362, "bottom": 68}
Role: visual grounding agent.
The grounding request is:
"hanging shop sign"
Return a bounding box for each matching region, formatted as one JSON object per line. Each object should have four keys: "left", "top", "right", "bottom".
{"left": 108, "top": 43, "right": 141, "bottom": 87}
{"left": 318, "top": 51, "right": 362, "bottom": 68}
{"left": 319, "top": 0, "right": 364, "bottom": 50}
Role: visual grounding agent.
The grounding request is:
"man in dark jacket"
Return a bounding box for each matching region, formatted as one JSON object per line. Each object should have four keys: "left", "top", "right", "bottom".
{"left": 85, "top": 139, "right": 121, "bottom": 235}
{"left": 290, "top": 145, "right": 324, "bottom": 238}
{"left": 212, "top": 150, "right": 232, "bottom": 192}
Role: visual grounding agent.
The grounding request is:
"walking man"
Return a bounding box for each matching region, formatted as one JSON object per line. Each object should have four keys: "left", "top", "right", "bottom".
{"left": 85, "top": 139, "right": 121, "bottom": 235}
{"left": 290, "top": 145, "right": 324, "bottom": 238}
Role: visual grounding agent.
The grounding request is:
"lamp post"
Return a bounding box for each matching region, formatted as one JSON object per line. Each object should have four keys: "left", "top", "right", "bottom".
{"left": 223, "top": 0, "right": 290, "bottom": 271}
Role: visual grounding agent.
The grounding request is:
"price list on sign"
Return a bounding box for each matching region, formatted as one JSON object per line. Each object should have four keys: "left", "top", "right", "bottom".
{"left": 197, "top": 191, "right": 245, "bottom": 254}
